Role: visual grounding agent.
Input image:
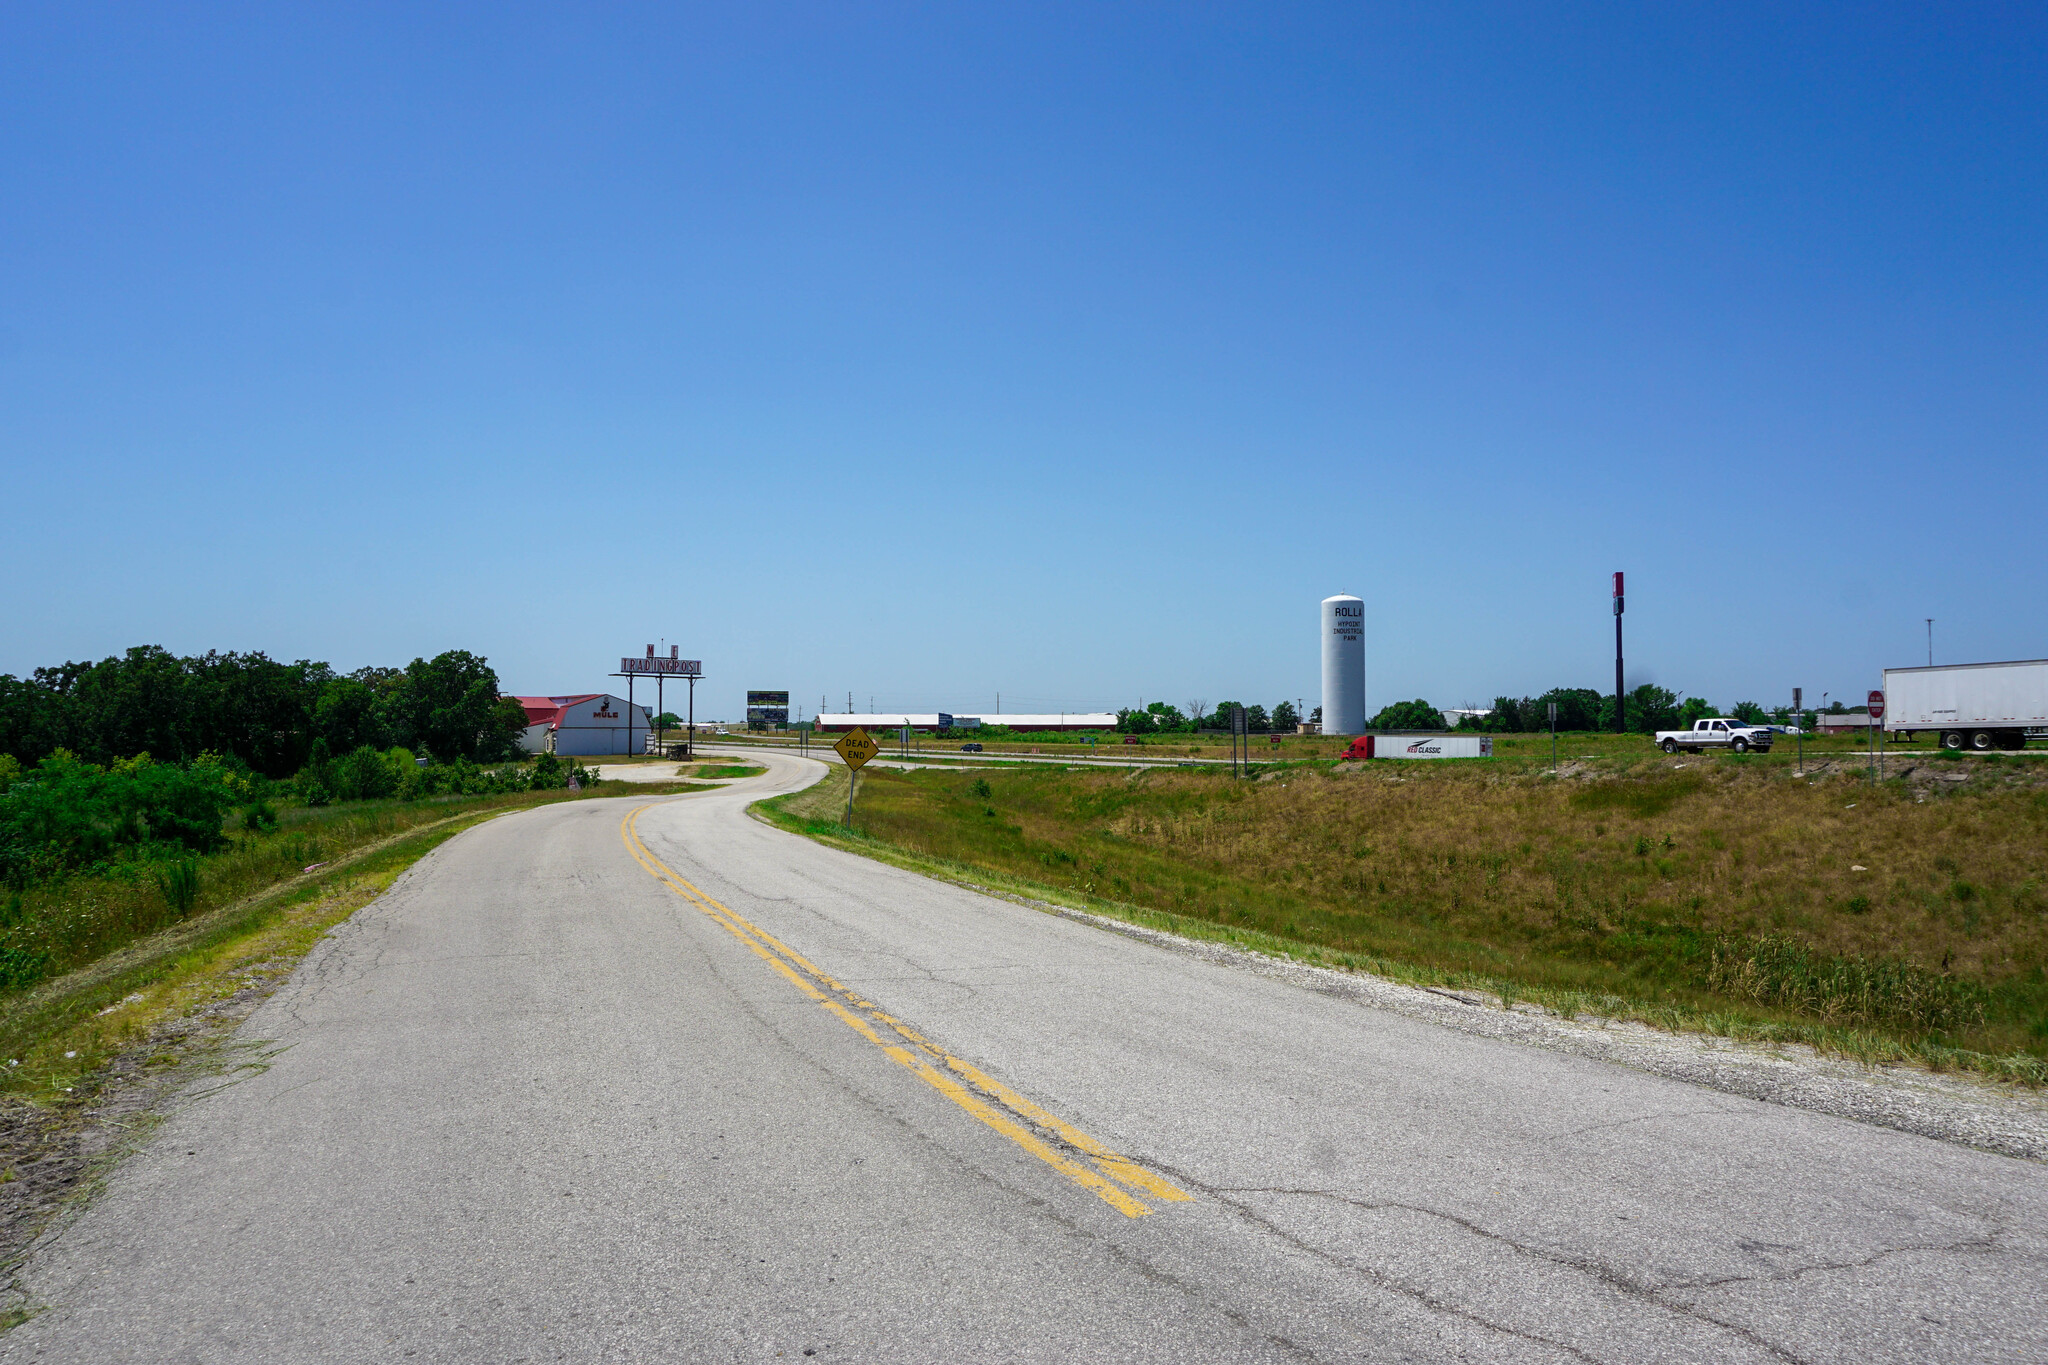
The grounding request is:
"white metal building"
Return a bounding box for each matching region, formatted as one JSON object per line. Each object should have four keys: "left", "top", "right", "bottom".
{"left": 509, "top": 694, "right": 653, "bottom": 756}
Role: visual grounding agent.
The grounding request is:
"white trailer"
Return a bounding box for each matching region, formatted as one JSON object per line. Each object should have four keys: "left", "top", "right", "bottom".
{"left": 1883, "top": 659, "right": 2048, "bottom": 751}
{"left": 1377, "top": 734, "right": 1493, "bottom": 760}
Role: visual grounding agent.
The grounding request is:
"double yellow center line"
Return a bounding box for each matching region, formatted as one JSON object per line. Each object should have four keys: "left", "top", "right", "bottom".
{"left": 621, "top": 802, "right": 1190, "bottom": 1218}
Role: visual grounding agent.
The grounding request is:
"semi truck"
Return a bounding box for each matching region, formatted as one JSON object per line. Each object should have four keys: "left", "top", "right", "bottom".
{"left": 1883, "top": 659, "right": 2048, "bottom": 751}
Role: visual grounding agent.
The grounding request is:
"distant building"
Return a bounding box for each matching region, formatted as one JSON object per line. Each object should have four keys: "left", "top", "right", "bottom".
{"left": 811, "top": 712, "right": 1116, "bottom": 733}
{"left": 1441, "top": 708, "right": 1493, "bottom": 727}
{"left": 507, "top": 694, "right": 653, "bottom": 755}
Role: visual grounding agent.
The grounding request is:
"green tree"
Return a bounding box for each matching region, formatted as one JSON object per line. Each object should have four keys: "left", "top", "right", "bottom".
{"left": 63, "top": 646, "right": 197, "bottom": 764}
{"left": 1730, "top": 700, "right": 1769, "bottom": 724}
{"left": 1599, "top": 685, "right": 1682, "bottom": 734}
{"left": 0, "top": 673, "right": 72, "bottom": 765}
{"left": 1677, "top": 696, "right": 1716, "bottom": 728}
{"left": 190, "top": 651, "right": 326, "bottom": 777}
{"left": 314, "top": 677, "right": 389, "bottom": 758}
{"left": 494, "top": 697, "right": 534, "bottom": 745}
{"left": 1144, "top": 701, "right": 1189, "bottom": 731}
{"left": 1202, "top": 702, "right": 1250, "bottom": 731}
{"left": 1534, "top": 688, "right": 1603, "bottom": 732}
{"left": 386, "top": 651, "right": 511, "bottom": 761}
{"left": 1371, "top": 699, "right": 1446, "bottom": 731}
{"left": 1270, "top": 700, "right": 1299, "bottom": 732}
{"left": 1485, "top": 696, "right": 1526, "bottom": 732}
{"left": 1115, "top": 707, "right": 1154, "bottom": 734}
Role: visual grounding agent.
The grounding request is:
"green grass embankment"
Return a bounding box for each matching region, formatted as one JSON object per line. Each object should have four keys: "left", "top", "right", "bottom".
{"left": 758, "top": 753, "right": 2048, "bottom": 1082}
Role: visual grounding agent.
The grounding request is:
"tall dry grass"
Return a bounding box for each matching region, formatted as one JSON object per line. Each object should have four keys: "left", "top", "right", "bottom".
{"left": 829, "top": 753, "right": 2048, "bottom": 1062}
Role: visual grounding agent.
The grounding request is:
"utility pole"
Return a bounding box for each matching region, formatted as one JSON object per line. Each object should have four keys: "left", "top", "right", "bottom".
{"left": 1926, "top": 619, "right": 1934, "bottom": 667}
{"left": 1612, "top": 571, "right": 1626, "bottom": 733}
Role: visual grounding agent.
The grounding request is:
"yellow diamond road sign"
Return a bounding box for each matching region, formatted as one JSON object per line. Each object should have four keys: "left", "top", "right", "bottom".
{"left": 833, "top": 726, "right": 879, "bottom": 772}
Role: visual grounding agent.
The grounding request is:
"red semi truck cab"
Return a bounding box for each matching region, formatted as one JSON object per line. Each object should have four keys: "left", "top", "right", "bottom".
{"left": 1339, "top": 736, "right": 1374, "bottom": 760}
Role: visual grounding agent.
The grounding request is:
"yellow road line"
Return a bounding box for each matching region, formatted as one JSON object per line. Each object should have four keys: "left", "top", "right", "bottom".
{"left": 621, "top": 802, "right": 1188, "bottom": 1218}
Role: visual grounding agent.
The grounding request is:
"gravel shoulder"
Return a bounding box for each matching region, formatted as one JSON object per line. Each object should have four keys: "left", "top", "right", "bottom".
{"left": 1030, "top": 896, "right": 2048, "bottom": 1161}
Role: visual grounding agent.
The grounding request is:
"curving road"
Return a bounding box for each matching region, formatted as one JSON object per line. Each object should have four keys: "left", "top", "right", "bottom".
{"left": 4, "top": 750, "right": 2043, "bottom": 1363}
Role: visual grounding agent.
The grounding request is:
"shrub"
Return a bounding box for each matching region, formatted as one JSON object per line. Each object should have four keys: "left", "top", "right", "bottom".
{"left": 331, "top": 746, "right": 396, "bottom": 802}
{"left": 0, "top": 752, "right": 236, "bottom": 886}
{"left": 153, "top": 860, "right": 201, "bottom": 917}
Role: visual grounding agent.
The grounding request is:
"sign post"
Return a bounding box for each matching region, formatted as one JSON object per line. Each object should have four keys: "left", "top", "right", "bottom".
{"left": 833, "top": 726, "right": 878, "bottom": 826}
{"left": 1868, "top": 689, "right": 1886, "bottom": 783}
{"left": 1793, "top": 687, "right": 1803, "bottom": 775}
{"left": 1612, "top": 571, "right": 1626, "bottom": 734}
{"left": 1231, "top": 705, "right": 1247, "bottom": 778}
{"left": 1548, "top": 701, "right": 1558, "bottom": 769}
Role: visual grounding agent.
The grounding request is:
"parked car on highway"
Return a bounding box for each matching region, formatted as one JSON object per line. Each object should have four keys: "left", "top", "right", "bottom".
{"left": 959, "top": 742, "right": 983, "bottom": 752}
{"left": 1656, "top": 718, "right": 1775, "bottom": 754}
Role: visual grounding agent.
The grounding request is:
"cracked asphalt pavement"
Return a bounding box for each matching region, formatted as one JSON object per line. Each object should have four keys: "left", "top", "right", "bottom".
{"left": 4, "top": 749, "right": 2044, "bottom": 1363}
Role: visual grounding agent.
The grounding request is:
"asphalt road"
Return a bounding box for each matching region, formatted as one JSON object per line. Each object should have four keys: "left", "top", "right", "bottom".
{"left": 5, "top": 751, "right": 2043, "bottom": 1363}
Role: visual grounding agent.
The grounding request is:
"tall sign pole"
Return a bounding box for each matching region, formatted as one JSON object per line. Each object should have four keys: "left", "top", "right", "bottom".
{"left": 615, "top": 649, "right": 701, "bottom": 759}
{"left": 1612, "top": 572, "right": 1626, "bottom": 734}
{"left": 1793, "top": 687, "right": 1803, "bottom": 776}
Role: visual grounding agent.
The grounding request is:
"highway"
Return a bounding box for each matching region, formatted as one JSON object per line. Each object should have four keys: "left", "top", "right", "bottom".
{"left": 4, "top": 750, "right": 2042, "bottom": 1363}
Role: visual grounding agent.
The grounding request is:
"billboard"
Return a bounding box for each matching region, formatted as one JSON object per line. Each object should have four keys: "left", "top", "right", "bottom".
{"left": 747, "top": 690, "right": 790, "bottom": 727}
{"left": 621, "top": 656, "right": 701, "bottom": 676}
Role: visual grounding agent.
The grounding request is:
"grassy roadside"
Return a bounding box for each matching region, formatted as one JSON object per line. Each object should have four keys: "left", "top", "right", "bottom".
{"left": 755, "top": 758, "right": 2048, "bottom": 1085}
{"left": 0, "top": 779, "right": 709, "bottom": 1100}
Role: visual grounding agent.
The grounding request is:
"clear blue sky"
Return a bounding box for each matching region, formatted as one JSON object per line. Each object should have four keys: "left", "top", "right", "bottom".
{"left": 4, "top": 5, "right": 2043, "bottom": 720}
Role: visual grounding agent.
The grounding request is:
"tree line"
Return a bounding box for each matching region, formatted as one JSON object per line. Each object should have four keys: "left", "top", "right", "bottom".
{"left": 1115, "top": 686, "right": 1815, "bottom": 736}
{"left": 1116, "top": 700, "right": 1304, "bottom": 734}
{"left": 0, "top": 645, "right": 528, "bottom": 777}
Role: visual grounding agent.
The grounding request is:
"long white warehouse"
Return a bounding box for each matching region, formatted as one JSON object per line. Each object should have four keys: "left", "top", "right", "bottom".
{"left": 812, "top": 713, "right": 1116, "bottom": 733}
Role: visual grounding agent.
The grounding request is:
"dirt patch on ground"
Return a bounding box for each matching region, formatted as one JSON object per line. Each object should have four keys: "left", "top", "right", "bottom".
{"left": 0, "top": 959, "right": 296, "bottom": 1286}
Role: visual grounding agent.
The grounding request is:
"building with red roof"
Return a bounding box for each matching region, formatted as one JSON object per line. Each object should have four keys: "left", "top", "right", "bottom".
{"left": 506, "top": 693, "right": 652, "bottom": 756}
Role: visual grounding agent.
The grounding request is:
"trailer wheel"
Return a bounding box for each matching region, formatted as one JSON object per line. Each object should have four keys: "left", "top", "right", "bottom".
{"left": 1941, "top": 730, "right": 1965, "bottom": 751}
{"left": 1660, "top": 738, "right": 1678, "bottom": 754}
{"left": 1731, "top": 737, "right": 1749, "bottom": 753}
{"left": 1970, "top": 730, "right": 1997, "bottom": 751}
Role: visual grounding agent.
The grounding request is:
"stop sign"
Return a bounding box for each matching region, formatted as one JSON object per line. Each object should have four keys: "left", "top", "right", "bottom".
{"left": 1867, "top": 689, "right": 1886, "bottom": 720}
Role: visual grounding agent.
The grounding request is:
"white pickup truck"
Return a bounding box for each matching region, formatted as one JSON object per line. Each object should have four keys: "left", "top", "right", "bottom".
{"left": 1656, "top": 718, "right": 1776, "bottom": 754}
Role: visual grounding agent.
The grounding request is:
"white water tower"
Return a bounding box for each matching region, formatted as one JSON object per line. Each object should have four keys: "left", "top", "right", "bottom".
{"left": 1321, "top": 594, "right": 1366, "bottom": 734}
